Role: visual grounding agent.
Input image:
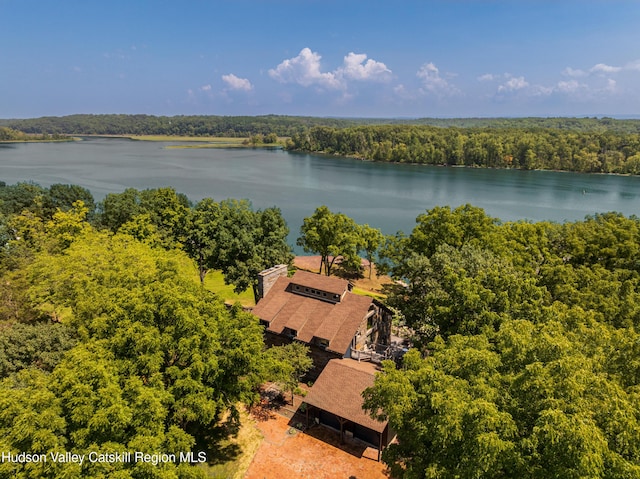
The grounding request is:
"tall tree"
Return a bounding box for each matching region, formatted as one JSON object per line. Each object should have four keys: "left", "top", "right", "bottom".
{"left": 43, "top": 184, "right": 96, "bottom": 220}
{"left": 185, "top": 198, "right": 293, "bottom": 301}
{"left": 263, "top": 342, "right": 313, "bottom": 403}
{"left": 184, "top": 198, "right": 221, "bottom": 283}
{"left": 297, "top": 205, "right": 362, "bottom": 276}
{"left": 359, "top": 224, "right": 383, "bottom": 279}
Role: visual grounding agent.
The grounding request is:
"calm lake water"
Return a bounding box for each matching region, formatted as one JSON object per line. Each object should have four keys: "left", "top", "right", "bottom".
{"left": 1, "top": 137, "right": 639, "bottom": 247}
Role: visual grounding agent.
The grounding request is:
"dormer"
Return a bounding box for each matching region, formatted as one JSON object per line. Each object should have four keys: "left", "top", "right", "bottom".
{"left": 289, "top": 282, "right": 345, "bottom": 304}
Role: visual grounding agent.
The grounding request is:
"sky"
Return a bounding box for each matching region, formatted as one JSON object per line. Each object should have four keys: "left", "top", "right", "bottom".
{"left": 1, "top": 0, "right": 640, "bottom": 119}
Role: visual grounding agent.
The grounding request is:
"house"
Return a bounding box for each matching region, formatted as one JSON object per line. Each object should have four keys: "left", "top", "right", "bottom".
{"left": 253, "top": 266, "right": 399, "bottom": 459}
{"left": 253, "top": 267, "right": 393, "bottom": 380}
{"left": 302, "top": 359, "right": 394, "bottom": 461}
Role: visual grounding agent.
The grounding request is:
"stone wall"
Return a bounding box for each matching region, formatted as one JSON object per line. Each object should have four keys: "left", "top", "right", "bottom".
{"left": 257, "top": 264, "right": 288, "bottom": 300}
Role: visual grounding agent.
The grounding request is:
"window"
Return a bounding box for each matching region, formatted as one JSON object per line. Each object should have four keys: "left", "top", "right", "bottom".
{"left": 283, "top": 327, "right": 297, "bottom": 339}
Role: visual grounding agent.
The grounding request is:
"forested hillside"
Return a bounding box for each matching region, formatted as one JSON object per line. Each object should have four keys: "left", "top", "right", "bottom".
{"left": 5, "top": 114, "right": 640, "bottom": 174}
{"left": 2, "top": 114, "right": 640, "bottom": 137}
{"left": 288, "top": 124, "right": 640, "bottom": 174}
{"left": 0, "top": 126, "right": 69, "bottom": 142}
{"left": 0, "top": 114, "right": 359, "bottom": 137}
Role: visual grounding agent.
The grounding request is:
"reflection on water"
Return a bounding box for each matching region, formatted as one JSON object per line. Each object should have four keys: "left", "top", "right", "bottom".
{"left": 1, "top": 138, "right": 639, "bottom": 241}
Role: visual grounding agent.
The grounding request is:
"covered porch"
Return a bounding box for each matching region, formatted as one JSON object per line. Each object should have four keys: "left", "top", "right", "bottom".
{"left": 302, "top": 359, "right": 393, "bottom": 461}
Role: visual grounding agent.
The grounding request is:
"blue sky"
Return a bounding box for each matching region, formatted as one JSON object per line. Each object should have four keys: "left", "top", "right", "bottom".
{"left": 1, "top": 0, "right": 639, "bottom": 118}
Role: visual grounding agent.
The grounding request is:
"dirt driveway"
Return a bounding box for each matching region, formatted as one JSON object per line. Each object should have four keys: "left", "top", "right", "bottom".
{"left": 244, "top": 410, "right": 391, "bottom": 479}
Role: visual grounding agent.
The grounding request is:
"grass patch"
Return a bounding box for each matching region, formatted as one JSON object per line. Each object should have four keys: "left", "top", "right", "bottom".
{"left": 204, "top": 270, "right": 256, "bottom": 307}
{"left": 125, "top": 135, "right": 283, "bottom": 149}
{"left": 197, "top": 408, "right": 263, "bottom": 479}
{"left": 166, "top": 141, "right": 281, "bottom": 150}
{"left": 178, "top": 254, "right": 255, "bottom": 307}
{"left": 128, "top": 135, "right": 247, "bottom": 143}
{"left": 351, "top": 286, "right": 386, "bottom": 299}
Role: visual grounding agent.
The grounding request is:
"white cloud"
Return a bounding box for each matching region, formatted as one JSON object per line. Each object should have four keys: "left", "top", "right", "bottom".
{"left": 417, "top": 62, "right": 459, "bottom": 96}
{"left": 562, "top": 67, "right": 587, "bottom": 78}
{"left": 268, "top": 48, "right": 392, "bottom": 92}
{"left": 555, "top": 80, "right": 586, "bottom": 94}
{"left": 338, "top": 52, "right": 391, "bottom": 81}
{"left": 393, "top": 83, "right": 419, "bottom": 100}
{"left": 269, "top": 48, "right": 341, "bottom": 89}
{"left": 625, "top": 59, "right": 640, "bottom": 71}
{"left": 590, "top": 63, "right": 622, "bottom": 74}
{"left": 221, "top": 73, "right": 253, "bottom": 91}
{"left": 477, "top": 73, "right": 496, "bottom": 82}
{"left": 200, "top": 84, "right": 212, "bottom": 92}
{"left": 564, "top": 60, "right": 640, "bottom": 78}
{"left": 498, "top": 76, "right": 529, "bottom": 92}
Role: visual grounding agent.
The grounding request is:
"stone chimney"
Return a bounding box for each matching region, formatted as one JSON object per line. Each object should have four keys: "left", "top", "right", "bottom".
{"left": 257, "top": 264, "right": 288, "bottom": 300}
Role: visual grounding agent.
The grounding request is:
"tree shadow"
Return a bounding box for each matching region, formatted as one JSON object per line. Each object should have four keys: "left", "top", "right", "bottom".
{"left": 333, "top": 262, "right": 365, "bottom": 281}
{"left": 249, "top": 383, "right": 288, "bottom": 422}
{"left": 191, "top": 411, "right": 242, "bottom": 466}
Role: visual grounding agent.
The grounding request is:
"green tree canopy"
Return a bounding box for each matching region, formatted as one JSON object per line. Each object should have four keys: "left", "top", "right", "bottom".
{"left": 297, "top": 205, "right": 363, "bottom": 276}
{"left": 0, "top": 229, "right": 266, "bottom": 477}
{"left": 184, "top": 198, "right": 293, "bottom": 301}
{"left": 364, "top": 313, "right": 640, "bottom": 479}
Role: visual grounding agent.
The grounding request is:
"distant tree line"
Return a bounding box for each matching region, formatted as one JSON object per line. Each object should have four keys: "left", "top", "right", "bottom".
{"left": 288, "top": 124, "right": 640, "bottom": 174}
{"left": 2, "top": 114, "right": 640, "bottom": 139}
{"left": 0, "top": 114, "right": 361, "bottom": 138}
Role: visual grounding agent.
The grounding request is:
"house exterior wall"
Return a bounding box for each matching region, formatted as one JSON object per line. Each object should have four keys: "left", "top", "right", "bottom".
{"left": 352, "top": 302, "right": 393, "bottom": 351}
{"left": 310, "top": 407, "right": 393, "bottom": 451}
{"left": 372, "top": 301, "right": 393, "bottom": 345}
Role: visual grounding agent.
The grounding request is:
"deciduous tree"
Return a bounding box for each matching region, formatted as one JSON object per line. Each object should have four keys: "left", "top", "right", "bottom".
{"left": 297, "top": 205, "right": 362, "bottom": 276}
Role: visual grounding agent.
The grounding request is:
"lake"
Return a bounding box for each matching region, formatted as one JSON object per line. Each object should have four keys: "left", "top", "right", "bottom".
{"left": 1, "top": 137, "right": 639, "bottom": 246}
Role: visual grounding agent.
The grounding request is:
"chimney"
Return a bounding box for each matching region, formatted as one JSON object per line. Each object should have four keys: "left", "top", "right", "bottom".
{"left": 257, "top": 264, "right": 288, "bottom": 300}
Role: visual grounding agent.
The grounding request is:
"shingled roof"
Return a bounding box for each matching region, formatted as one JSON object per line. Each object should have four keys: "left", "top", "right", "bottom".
{"left": 252, "top": 271, "right": 374, "bottom": 355}
{"left": 303, "top": 359, "right": 387, "bottom": 433}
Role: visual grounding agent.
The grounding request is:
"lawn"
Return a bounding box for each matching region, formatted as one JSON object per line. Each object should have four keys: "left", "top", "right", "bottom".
{"left": 197, "top": 408, "right": 264, "bottom": 479}
{"left": 124, "top": 135, "right": 282, "bottom": 149}
{"left": 204, "top": 270, "right": 256, "bottom": 307}
{"left": 129, "top": 135, "right": 246, "bottom": 143}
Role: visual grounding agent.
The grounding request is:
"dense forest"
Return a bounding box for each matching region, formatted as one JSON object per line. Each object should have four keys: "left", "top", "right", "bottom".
{"left": 0, "top": 182, "right": 308, "bottom": 478}
{"left": 288, "top": 124, "right": 640, "bottom": 174}
{"left": 2, "top": 114, "right": 640, "bottom": 137}
{"left": 365, "top": 204, "right": 640, "bottom": 478}
{"left": 0, "top": 114, "right": 359, "bottom": 138}
{"left": 3, "top": 180, "right": 640, "bottom": 477}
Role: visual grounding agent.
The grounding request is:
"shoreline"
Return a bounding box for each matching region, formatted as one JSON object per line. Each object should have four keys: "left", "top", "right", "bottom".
{"left": 75, "top": 134, "right": 283, "bottom": 149}
{"left": 287, "top": 149, "right": 640, "bottom": 178}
